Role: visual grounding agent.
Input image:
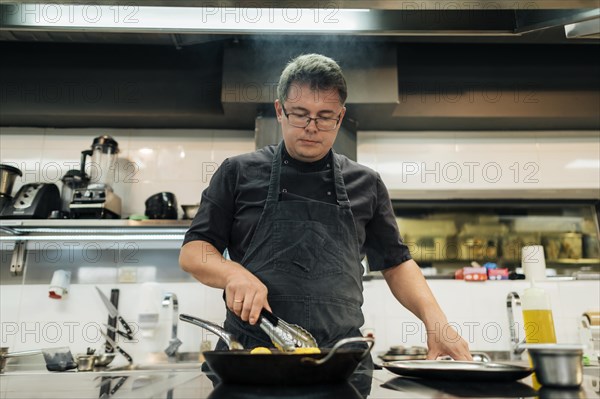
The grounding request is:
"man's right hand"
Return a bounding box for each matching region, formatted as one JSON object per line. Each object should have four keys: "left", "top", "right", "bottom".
{"left": 225, "top": 269, "right": 271, "bottom": 325}
{"left": 181, "top": 241, "right": 272, "bottom": 325}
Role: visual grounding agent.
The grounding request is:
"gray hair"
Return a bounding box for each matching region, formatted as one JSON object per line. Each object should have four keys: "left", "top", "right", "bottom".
{"left": 277, "top": 54, "right": 347, "bottom": 106}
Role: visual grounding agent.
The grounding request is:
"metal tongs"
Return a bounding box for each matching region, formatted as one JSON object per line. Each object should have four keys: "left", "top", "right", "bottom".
{"left": 258, "top": 309, "right": 318, "bottom": 352}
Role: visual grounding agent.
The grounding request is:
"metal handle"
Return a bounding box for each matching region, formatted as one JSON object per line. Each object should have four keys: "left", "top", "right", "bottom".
{"left": 179, "top": 314, "right": 244, "bottom": 350}
{"left": 301, "top": 336, "right": 375, "bottom": 366}
{"left": 1, "top": 349, "right": 42, "bottom": 358}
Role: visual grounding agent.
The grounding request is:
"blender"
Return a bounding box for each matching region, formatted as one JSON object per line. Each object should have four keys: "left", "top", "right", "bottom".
{"left": 69, "top": 136, "right": 122, "bottom": 219}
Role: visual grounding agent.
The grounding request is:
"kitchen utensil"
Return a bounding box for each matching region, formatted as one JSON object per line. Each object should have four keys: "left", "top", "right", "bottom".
{"left": 103, "top": 323, "right": 131, "bottom": 340}
{"left": 0, "top": 183, "right": 61, "bottom": 219}
{"left": 0, "top": 164, "right": 21, "bottom": 195}
{"left": 258, "top": 309, "right": 318, "bottom": 351}
{"left": 110, "top": 376, "right": 129, "bottom": 395}
{"left": 99, "top": 331, "right": 133, "bottom": 364}
{"left": 76, "top": 354, "right": 96, "bottom": 371}
{"left": 0, "top": 346, "right": 78, "bottom": 372}
{"left": 179, "top": 313, "right": 374, "bottom": 385}
{"left": 93, "top": 352, "right": 116, "bottom": 368}
{"left": 382, "top": 360, "right": 534, "bottom": 382}
{"left": 95, "top": 286, "right": 133, "bottom": 340}
{"left": 181, "top": 204, "right": 199, "bottom": 219}
{"left": 106, "top": 288, "right": 119, "bottom": 354}
{"left": 525, "top": 344, "right": 584, "bottom": 388}
{"left": 145, "top": 192, "right": 178, "bottom": 219}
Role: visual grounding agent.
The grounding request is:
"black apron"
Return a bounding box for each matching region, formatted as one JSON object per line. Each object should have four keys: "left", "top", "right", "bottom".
{"left": 221, "top": 141, "right": 366, "bottom": 349}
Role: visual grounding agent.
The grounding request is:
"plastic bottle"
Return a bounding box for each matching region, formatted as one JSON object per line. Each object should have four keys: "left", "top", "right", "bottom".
{"left": 521, "top": 282, "right": 557, "bottom": 344}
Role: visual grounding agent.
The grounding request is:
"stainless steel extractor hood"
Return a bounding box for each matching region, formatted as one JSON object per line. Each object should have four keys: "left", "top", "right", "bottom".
{"left": 1, "top": 2, "right": 599, "bottom": 39}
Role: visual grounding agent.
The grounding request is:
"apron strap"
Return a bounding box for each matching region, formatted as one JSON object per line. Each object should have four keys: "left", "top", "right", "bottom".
{"left": 332, "top": 151, "right": 351, "bottom": 209}
{"left": 265, "top": 142, "right": 284, "bottom": 205}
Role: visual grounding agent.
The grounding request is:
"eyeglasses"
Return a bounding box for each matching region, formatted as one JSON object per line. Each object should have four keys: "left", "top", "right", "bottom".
{"left": 281, "top": 105, "right": 342, "bottom": 131}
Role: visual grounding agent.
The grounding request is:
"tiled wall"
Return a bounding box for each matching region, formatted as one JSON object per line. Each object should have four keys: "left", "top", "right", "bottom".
{"left": 360, "top": 131, "right": 600, "bottom": 198}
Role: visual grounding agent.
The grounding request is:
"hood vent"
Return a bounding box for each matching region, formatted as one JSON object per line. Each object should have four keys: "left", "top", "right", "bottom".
{"left": 1, "top": 3, "right": 598, "bottom": 40}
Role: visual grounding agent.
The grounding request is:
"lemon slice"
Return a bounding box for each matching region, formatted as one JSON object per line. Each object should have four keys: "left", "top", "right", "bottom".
{"left": 250, "top": 347, "right": 272, "bottom": 354}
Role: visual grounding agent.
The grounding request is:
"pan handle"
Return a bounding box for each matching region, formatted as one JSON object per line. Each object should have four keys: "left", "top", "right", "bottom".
{"left": 302, "top": 336, "right": 375, "bottom": 367}
{"left": 179, "top": 314, "right": 244, "bottom": 350}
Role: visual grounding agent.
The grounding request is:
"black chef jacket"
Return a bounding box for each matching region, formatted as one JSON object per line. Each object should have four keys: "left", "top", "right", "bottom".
{"left": 183, "top": 144, "right": 411, "bottom": 271}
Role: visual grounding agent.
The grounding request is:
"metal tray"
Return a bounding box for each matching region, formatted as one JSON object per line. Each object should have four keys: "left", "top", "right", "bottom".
{"left": 382, "top": 360, "right": 533, "bottom": 382}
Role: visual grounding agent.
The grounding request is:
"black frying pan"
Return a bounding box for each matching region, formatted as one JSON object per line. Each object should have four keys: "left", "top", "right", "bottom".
{"left": 179, "top": 314, "right": 374, "bottom": 385}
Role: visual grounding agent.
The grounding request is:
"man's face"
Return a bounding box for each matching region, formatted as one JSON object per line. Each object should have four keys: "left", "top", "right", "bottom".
{"left": 275, "top": 83, "right": 346, "bottom": 163}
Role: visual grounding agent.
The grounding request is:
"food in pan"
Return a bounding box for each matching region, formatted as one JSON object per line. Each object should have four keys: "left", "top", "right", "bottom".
{"left": 249, "top": 346, "right": 321, "bottom": 354}
{"left": 250, "top": 347, "right": 272, "bottom": 354}
{"left": 292, "top": 347, "right": 321, "bottom": 354}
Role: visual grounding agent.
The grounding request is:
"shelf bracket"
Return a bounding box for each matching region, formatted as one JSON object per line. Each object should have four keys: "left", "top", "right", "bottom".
{"left": 10, "top": 241, "right": 26, "bottom": 276}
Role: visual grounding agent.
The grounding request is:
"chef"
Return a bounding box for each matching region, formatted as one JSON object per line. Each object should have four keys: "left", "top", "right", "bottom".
{"left": 180, "top": 53, "right": 472, "bottom": 361}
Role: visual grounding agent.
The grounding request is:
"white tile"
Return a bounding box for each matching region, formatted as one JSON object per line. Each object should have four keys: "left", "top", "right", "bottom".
{"left": 128, "top": 132, "right": 214, "bottom": 182}
{"left": 41, "top": 132, "right": 96, "bottom": 151}
{"left": 538, "top": 151, "right": 600, "bottom": 189}
{"left": 122, "top": 180, "right": 208, "bottom": 217}
{"left": 455, "top": 134, "right": 538, "bottom": 154}
{"left": 0, "top": 286, "right": 23, "bottom": 348}
{"left": 211, "top": 130, "right": 255, "bottom": 164}
{"left": 537, "top": 134, "right": 600, "bottom": 153}
{"left": 0, "top": 131, "right": 45, "bottom": 150}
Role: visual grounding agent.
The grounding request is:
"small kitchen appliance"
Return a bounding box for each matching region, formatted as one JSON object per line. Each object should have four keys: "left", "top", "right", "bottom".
{"left": 60, "top": 169, "right": 89, "bottom": 216}
{"left": 145, "top": 192, "right": 178, "bottom": 219}
{"left": 0, "top": 183, "right": 61, "bottom": 219}
{"left": 0, "top": 164, "right": 22, "bottom": 213}
{"left": 69, "top": 135, "right": 122, "bottom": 219}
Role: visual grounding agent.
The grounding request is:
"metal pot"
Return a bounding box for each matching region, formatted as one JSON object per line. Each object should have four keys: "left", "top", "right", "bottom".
{"left": 526, "top": 344, "right": 584, "bottom": 388}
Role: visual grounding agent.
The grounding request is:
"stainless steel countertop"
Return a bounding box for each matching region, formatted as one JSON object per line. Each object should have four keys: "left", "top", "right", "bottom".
{"left": 1, "top": 367, "right": 599, "bottom": 399}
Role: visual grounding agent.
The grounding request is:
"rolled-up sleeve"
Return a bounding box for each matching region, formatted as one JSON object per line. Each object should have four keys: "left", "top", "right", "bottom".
{"left": 183, "top": 158, "right": 235, "bottom": 254}
{"left": 364, "top": 174, "right": 412, "bottom": 271}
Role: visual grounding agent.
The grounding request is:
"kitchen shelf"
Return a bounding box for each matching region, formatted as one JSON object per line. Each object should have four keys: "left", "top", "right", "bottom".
{"left": 551, "top": 258, "right": 600, "bottom": 265}
{"left": 0, "top": 219, "right": 191, "bottom": 240}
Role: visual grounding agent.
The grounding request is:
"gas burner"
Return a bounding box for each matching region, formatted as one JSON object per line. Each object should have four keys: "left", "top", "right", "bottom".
{"left": 378, "top": 345, "right": 428, "bottom": 362}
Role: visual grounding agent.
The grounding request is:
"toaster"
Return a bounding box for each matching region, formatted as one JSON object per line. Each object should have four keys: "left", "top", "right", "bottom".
{"left": 0, "top": 183, "right": 61, "bottom": 219}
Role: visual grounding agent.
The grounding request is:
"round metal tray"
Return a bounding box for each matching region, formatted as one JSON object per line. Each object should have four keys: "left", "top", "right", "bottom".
{"left": 382, "top": 360, "right": 534, "bottom": 382}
